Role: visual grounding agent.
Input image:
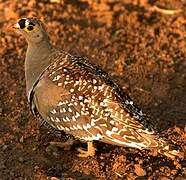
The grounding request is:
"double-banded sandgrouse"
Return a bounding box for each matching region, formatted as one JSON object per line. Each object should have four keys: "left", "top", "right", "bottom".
{"left": 13, "top": 17, "right": 183, "bottom": 158}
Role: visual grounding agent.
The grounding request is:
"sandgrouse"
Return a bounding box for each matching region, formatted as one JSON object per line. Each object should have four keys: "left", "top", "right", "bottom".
{"left": 13, "top": 17, "right": 183, "bottom": 158}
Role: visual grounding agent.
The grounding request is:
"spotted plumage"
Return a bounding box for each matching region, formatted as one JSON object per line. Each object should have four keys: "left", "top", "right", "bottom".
{"left": 13, "top": 18, "right": 183, "bottom": 159}
{"left": 31, "top": 53, "right": 153, "bottom": 145}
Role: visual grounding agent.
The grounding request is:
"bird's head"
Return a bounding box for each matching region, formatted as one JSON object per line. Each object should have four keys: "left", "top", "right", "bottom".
{"left": 13, "top": 18, "right": 48, "bottom": 44}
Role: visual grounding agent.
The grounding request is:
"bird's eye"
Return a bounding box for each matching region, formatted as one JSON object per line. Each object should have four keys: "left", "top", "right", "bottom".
{"left": 18, "top": 19, "right": 26, "bottom": 29}
{"left": 27, "top": 25, "right": 34, "bottom": 31}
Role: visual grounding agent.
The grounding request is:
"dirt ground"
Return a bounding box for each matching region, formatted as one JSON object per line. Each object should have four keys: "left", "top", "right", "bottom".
{"left": 0, "top": 0, "right": 186, "bottom": 179}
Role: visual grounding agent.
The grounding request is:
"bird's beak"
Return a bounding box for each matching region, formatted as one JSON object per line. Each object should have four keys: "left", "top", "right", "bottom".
{"left": 12, "top": 22, "right": 20, "bottom": 30}
{"left": 6, "top": 22, "right": 20, "bottom": 32}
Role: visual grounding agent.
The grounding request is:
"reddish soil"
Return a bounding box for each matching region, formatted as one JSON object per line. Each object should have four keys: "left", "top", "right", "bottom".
{"left": 0, "top": 0, "right": 186, "bottom": 179}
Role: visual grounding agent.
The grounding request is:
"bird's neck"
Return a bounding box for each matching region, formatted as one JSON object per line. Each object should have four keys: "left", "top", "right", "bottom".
{"left": 25, "top": 39, "right": 52, "bottom": 97}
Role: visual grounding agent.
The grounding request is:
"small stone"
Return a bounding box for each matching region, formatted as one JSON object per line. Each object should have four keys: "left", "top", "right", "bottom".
{"left": 160, "top": 177, "right": 169, "bottom": 180}
{"left": 51, "top": 177, "right": 60, "bottom": 180}
{"left": 18, "top": 157, "right": 24, "bottom": 162}
{"left": 134, "top": 164, "right": 146, "bottom": 176}
{"left": 2, "top": 145, "right": 8, "bottom": 151}
{"left": 20, "top": 136, "right": 24, "bottom": 143}
{"left": 50, "top": 0, "right": 60, "bottom": 3}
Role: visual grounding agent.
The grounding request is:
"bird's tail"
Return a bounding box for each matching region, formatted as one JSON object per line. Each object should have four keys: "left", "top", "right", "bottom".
{"left": 155, "top": 137, "right": 184, "bottom": 159}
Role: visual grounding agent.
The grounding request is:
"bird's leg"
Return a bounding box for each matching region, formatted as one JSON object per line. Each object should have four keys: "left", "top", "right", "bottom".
{"left": 77, "top": 141, "right": 96, "bottom": 157}
{"left": 50, "top": 139, "right": 75, "bottom": 150}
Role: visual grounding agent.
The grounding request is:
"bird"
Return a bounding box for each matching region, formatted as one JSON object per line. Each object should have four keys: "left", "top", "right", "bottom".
{"left": 13, "top": 17, "right": 183, "bottom": 159}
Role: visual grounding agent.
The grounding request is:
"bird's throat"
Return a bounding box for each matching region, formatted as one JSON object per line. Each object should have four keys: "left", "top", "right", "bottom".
{"left": 25, "top": 40, "right": 52, "bottom": 98}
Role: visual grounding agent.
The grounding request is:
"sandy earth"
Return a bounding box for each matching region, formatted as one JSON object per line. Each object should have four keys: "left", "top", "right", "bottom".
{"left": 0, "top": 0, "right": 186, "bottom": 179}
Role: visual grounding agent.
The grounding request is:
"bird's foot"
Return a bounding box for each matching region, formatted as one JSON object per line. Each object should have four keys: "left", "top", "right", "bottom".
{"left": 49, "top": 139, "right": 75, "bottom": 150}
{"left": 77, "top": 141, "right": 95, "bottom": 157}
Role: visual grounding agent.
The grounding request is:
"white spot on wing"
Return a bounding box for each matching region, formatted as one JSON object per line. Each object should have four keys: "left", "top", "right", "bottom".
{"left": 80, "top": 102, "right": 84, "bottom": 106}
{"left": 84, "top": 98, "right": 90, "bottom": 103}
{"left": 106, "top": 130, "right": 112, "bottom": 136}
{"left": 90, "top": 120, "right": 95, "bottom": 126}
{"left": 59, "top": 125, "right": 64, "bottom": 130}
{"left": 55, "top": 117, "right": 60, "bottom": 122}
{"left": 93, "top": 133, "right": 102, "bottom": 140}
{"left": 79, "top": 96, "right": 83, "bottom": 100}
{"left": 50, "top": 117, "right": 55, "bottom": 122}
{"left": 68, "top": 107, "right": 72, "bottom": 112}
{"left": 126, "top": 113, "right": 130, "bottom": 117}
{"left": 77, "top": 125, "right": 83, "bottom": 130}
{"left": 58, "top": 83, "right": 62, "bottom": 86}
{"left": 112, "top": 127, "right": 118, "bottom": 132}
{"left": 83, "top": 124, "right": 87, "bottom": 130}
{"left": 72, "top": 116, "right": 76, "bottom": 121}
{"left": 86, "top": 123, "right": 91, "bottom": 129}
{"left": 51, "top": 109, "right": 57, "bottom": 114}
{"left": 52, "top": 75, "right": 61, "bottom": 81}
{"left": 83, "top": 136, "right": 93, "bottom": 141}
{"left": 62, "top": 117, "right": 67, "bottom": 122}
{"left": 110, "top": 120, "right": 115, "bottom": 125}
{"left": 58, "top": 101, "right": 64, "bottom": 106}
{"left": 70, "top": 89, "right": 74, "bottom": 93}
{"left": 66, "top": 116, "right": 70, "bottom": 121}
{"left": 64, "top": 81, "right": 68, "bottom": 85}
{"left": 93, "top": 79, "right": 97, "bottom": 84}
{"left": 74, "top": 81, "right": 79, "bottom": 86}
{"left": 75, "top": 112, "right": 80, "bottom": 118}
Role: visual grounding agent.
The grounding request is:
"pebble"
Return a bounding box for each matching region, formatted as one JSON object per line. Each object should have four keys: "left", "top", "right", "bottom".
{"left": 134, "top": 164, "right": 146, "bottom": 176}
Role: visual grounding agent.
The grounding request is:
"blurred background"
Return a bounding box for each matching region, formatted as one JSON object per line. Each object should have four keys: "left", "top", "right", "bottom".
{"left": 0, "top": 0, "right": 186, "bottom": 179}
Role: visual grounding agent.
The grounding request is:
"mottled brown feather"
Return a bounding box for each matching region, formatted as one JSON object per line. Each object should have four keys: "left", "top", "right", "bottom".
{"left": 32, "top": 53, "right": 161, "bottom": 150}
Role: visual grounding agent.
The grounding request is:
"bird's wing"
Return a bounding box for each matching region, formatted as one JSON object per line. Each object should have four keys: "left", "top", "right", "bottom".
{"left": 32, "top": 53, "right": 156, "bottom": 147}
